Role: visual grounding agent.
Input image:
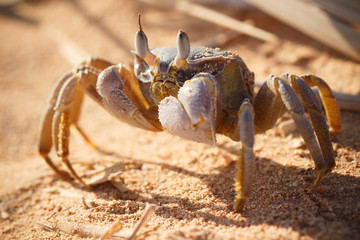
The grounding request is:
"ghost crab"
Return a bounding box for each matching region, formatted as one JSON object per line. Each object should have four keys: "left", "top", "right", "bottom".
{"left": 38, "top": 17, "right": 341, "bottom": 211}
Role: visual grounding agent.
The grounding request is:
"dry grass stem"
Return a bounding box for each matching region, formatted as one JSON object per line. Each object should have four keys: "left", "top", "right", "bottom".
{"left": 128, "top": 204, "right": 157, "bottom": 240}
{"left": 101, "top": 222, "right": 125, "bottom": 240}
{"left": 138, "top": 0, "right": 278, "bottom": 42}
{"left": 36, "top": 204, "right": 156, "bottom": 239}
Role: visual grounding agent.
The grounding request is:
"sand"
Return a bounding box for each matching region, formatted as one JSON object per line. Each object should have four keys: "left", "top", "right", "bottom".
{"left": 0, "top": 0, "right": 359, "bottom": 239}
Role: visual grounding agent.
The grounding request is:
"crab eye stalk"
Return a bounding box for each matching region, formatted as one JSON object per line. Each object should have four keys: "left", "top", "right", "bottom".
{"left": 175, "top": 30, "right": 190, "bottom": 68}
{"left": 134, "top": 14, "right": 160, "bottom": 67}
{"left": 135, "top": 30, "right": 149, "bottom": 59}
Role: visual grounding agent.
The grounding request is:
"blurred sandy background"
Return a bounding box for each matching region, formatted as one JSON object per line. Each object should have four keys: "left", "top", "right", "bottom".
{"left": 0, "top": 0, "right": 359, "bottom": 239}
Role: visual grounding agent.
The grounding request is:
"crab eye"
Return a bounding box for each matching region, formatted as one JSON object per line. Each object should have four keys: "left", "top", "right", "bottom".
{"left": 175, "top": 30, "right": 190, "bottom": 68}
{"left": 177, "top": 30, "right": 190, "bottom": 60}
{"left": 134, "top": 14, "right": 160, "bottom": 68}
{"left": 135, "top": 30, "right": 149, "bottom": 59}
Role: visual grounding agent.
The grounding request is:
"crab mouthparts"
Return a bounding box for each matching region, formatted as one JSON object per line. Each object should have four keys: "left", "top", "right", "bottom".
{"left": 152, "top": 79, "right": 179, "bottom": 102}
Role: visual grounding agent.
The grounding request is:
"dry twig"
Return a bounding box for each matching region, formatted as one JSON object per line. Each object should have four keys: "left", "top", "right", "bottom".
{"left": 138, "top": 0, "right": 278, "bottom": 43}
{"left": 36, "top": 204, "right": 157, "bottom": 239}
{"left": 128, "top": 204, "right": 157, "bottom": 240}
{"left": 101, "top": 222, "right": 125, "bottom": 240}
{"left": 244, "top": 0, "right": 360, "bottom": 61}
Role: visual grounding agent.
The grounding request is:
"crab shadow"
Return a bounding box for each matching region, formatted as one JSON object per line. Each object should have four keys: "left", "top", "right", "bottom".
{"left": 87, "top": 111, "right": 360, "bottom": 238}
{"left": 90, "top": 152, "right": 359, "bottom": 237}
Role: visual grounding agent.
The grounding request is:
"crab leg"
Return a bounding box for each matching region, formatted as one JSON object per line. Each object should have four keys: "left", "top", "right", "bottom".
{"left": 287, "top": 75, "right": 335, "bottom": 175}
{"left": 38, "top": 58, "right": 112, "bottom": 187}
{"left": 254, "top": 75, "right": 329, "bottom": 191}
{"left": 233, "top": 99, "right": 255, "bottom": 211}
{"left": 300, "top": 74, "right": 341, "bottom": 134}
{"left": 38, "top": 71, "right": 78, "bottom": 181}
{"left": 52, "top": 74, "right": 92, "bottom": 188}
{"left": 253, "top": 76, "right": 287, "bottom": 134}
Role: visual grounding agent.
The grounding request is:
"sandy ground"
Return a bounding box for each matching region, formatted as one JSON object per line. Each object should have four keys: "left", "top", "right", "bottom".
{"left": 0, "top": 0, "right": 359, "bottom": 239}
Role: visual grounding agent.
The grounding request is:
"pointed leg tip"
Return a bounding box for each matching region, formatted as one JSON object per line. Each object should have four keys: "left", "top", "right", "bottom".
{"left": 307, "top": 168, "right": 327, "bottom": 193}
{"left": 57, "top": 170, "right": 74, "bottom": 181}
{"left": 233, "top": 196, "right": 249, "bottom": 212}
{"left": 73, "top": 175, "right": 93, "bottom": 190}
{"left": 41, "top": 155, "right": 74, "bottom": 181}
{"left": 61, "top": 157, "right": 93, "bottom": 190}
{"left": 72, "top": 173, "right": 93, "bottom": 190}
{"left": 94, "top": 146, "right": 115, "bottom": 156}
{"left": 83, "top": 182, "right": 93, "bottom": 191}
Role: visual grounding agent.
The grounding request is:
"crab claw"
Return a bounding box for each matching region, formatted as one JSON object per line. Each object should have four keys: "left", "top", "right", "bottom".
{"left": 158, "top": 73, "right": 221, "bottom": 145}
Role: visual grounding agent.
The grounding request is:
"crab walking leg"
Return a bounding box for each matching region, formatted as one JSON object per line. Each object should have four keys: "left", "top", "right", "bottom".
{"left": 158, "top": 73, "right": 222, "bottom": 145}
{"left": 72, "top": 59, "right": 113, "bottom": 151}
{"left": 254, "top": 75, "right": 327, "bottom": 190}
{"left": 276, "top": 77, "right": 328, "bottom": 188}
{"left": 287, "top": 75, "right": 335, "bottom": 175}
{"left": 76, "top": 58, "right": 114, "bottom": 105}
{"left": 300, "top": 74, "right": 341, "bottom": 134}
{"left": 38, "top": 71, "right": 75, "bottom": 180}
{"left": 233, "top": 99, "right": 255, "bottom": 211}
{"left": 253, "top": 75, "right": 287, "bottom": 134}
{"left": 38, "top": 58, "right": 112, "bottom": 185}
{"left": 52, "top": 75, "right": 93, "bottom": 189}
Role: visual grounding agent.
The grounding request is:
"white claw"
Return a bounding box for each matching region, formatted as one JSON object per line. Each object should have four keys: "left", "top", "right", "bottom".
{"left": 159, "top": 74, "right": 219, "bottom": 146}
{"left": 158, "top": 96, "right": 191, "bottom": 136}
